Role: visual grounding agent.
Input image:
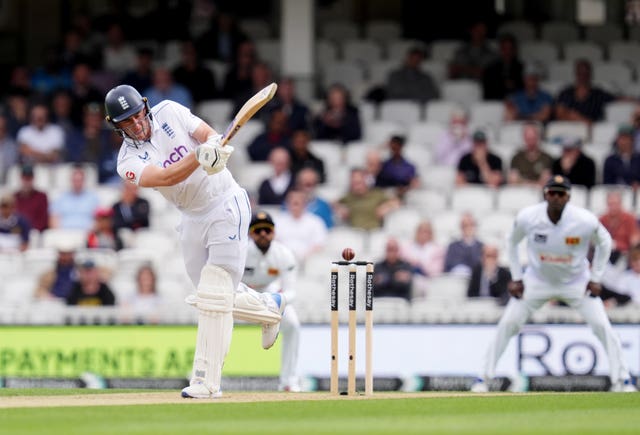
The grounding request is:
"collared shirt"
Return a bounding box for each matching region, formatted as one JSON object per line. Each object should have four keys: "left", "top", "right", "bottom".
{"left": 243, "top": 239, "right": 297, "bottom": 303}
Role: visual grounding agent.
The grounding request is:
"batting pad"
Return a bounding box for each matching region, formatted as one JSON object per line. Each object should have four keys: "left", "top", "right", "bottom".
{"left": 190, "top": 265, "right": 234, "bottom": 394}
{"left": 233, "top": 282, "right": 283, "bottom": 325}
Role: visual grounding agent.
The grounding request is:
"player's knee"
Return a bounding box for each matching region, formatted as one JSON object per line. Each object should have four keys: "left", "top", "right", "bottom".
{"left": 197, "top": 265, "right": 234, "bottom": 312}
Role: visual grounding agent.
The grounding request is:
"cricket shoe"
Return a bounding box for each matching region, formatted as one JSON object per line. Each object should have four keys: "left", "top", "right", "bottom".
{"left": 262, "top": 293, "right": 286, "bottom": 350}
{"left": 610, "top": 379, "right": 637, "bottom": 393}
{"left": 181, "top": 380, "right": 222, "bottom": 399}
{"left": 470, "top": 377, "right": 489, "bottom": 393}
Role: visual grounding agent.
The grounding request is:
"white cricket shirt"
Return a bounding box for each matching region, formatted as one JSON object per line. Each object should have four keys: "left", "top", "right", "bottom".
{"left": 116, "top": 100, "right": 238, "bottom": 214}
{"left": 243, "top": 239, "right": 297, "bottom": 302}
{"left": 508, "top": 202, "right": 612, "bottom": 287}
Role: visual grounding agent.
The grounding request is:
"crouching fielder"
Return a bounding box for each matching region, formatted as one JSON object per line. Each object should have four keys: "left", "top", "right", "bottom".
{"left": 243, "top": 211, "right": 301, "bottom": 392}
{"left": 105, "top": 85, "right": 284, "bottom": 399}
{"left": 472, "top": 175, "right": 636, "bottom": 393}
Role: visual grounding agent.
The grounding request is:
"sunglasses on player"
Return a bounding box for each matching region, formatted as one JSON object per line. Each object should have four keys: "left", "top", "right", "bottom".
{"left": 252, "top": 227, "right": 273, "bottom": 235}
{"left": 547, "top": 190, "right": 567, "bottom": 197}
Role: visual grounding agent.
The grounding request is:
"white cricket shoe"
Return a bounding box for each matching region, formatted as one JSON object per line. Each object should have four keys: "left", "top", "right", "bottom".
{"left": 610, "top": 379, "right": 637, "bottom": 393}
{"left": 262, "top": 293, "right": 285, "bottom": 350}
{"left": 470, "top": 378, "right": 489, "bottom": 393}
{"left": 181, "top": 380, "right": 222, "bottom": 399}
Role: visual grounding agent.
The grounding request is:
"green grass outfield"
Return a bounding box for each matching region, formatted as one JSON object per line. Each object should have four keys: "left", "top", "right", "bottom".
{"left": 0, "top": 389, "right": 639, "bottom": 435}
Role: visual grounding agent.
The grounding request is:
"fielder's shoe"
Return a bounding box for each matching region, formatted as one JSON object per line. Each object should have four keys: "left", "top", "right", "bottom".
{"left": 278, "top": 382, "right": 302, "bottom": 392}
{"left": 470, "top": 377, "right": 489, "bottom": 393}
{"left": 181, "top": 379, "right": 222, "bottom": 399}
{"left": 610, "top": 378, "right": 637, "bottom": 393}
{"left": 262, "top": 293, "right": 285, "bottom": 350}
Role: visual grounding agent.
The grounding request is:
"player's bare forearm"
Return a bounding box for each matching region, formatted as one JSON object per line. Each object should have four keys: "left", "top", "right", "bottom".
{"left": 586, "top": 281, "right": 602, "bottom": 297}
{"left": 139, "top": 153, "right": 200, "bottom": 187}
{"left": 192, "top": 122, "right": 219, "bottom": 144}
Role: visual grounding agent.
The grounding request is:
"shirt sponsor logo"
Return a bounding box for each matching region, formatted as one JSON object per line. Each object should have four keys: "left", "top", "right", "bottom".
{"left": 565, "top": 237, "right": 581, "bottom": 245}
{"left": 125, "top": 171, "right": 136, "bottom": 181}
{"left": 137, "top": 151, "right": 150, "bottom": 162}
{"left": 539, "top": 253, "right": 572, "bottom": 263}
{"left": 161, "top": 122, "right": 176, "bottom": 139}
{"left": 162, "top": 145, "right": 189, "bottom": 168}
{"left": 534, "top": 233, "right": 547, "bottom": 243}
{"left": 268, "top": 268, "right": 280, "bottom": 276}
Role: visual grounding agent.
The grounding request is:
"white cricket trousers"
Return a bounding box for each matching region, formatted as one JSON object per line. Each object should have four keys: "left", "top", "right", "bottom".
{"left": 178, "top": 188, "right": 252, "bottom": 290}
{"left": 482, "top": 294, "right": 631, "bottom": 384}
{"left": 280, "top": 305, "right": 300, "bottom": 388}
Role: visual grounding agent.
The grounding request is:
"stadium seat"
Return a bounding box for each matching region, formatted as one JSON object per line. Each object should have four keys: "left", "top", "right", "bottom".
{"left": 421, "top": 165, "right": 457, "bottom": 192}
{"left": 195, "top": 99, "right": 233, "bottom": 126}
{"left": 316, "top": 39, "right": 339, "bottom": 64}
{"left": 604, "top": 101, "right": 636, "bottom": 123}
{"left": 358, "top": 101, "right": 378, "bottom": 124}
{"left": 320, "top": 20, "right": 359, "bottom": 41}
{"left": 497, "top": 20, "right": 537, "bottom": 41}
{"left": 364, "top": 20, "right": 402, "bottom": 42}
{"left": 0, "top": 252, "right": 23, "bottom": 278}
{"left": 255, "top": 39, "right": 281, "bottom": 71}
{"left": 407, "top": 122, "right": 446, "bottom": 147}
{"left": 593, "top": 62, "right": 633, "bottom": 93}
{"left": 403, "top": 188, "right": 448, "bottom": 217}
{"left": 608, "top": 41, "right": 640, "bottom": 65}
{"left": 498, "top": 121, "right": 527, "bottom": 145}
{"left": 450, "top": 186, "right": 496, "bottom": 213}
{"left": 343, "top": 141, "right": 375, "bottom": 167}
{"left": 477, "top": 211, "right": 515, "bottom": 245}
{"left": 569, "top": 184, "right": 589, "bottom": 209}
{"left": 203, "top": 60, "right": 228, "bottom": 92}
{"left": 545, "top": 121, "right": 590, "bottom": 142}
{"left": 235, "top": 162, "right": 273, "bottom": 198}
{"left": 420, "top": 60, "right": 447, "bottom": 85}
{"left": 584, "top": 24, "right": 623, "bottom": 46}
{"left": 424, "top": 273, "right": 469, "bottom": 305}
{"left": 424, "top": 100, "right": 461, "bottom": 124}
{"left": 540, "top": 21, "right": 579, "bottom": 45}
{"left": 385, "top": 39, "right": 425, "bottom": 62}
{"left": 431, "top": 210, "right": 463, "bottom": 245}
{"left": 41, "top": 229, "right": 88, "bottom": 251}
{"left": 367, "top": 60, "right": 397, "bottom": 87}
{"left": 429, "top": 40, "right": 462, "bottom": 62}
{"left": 495, "top": 185, "right": 542, "bottom": 214}
{"left": 469, "top": 102, "right": 505, "bottom": 132}
{"left": 321, "top": 61, "right": 365, "bottom": 92}
{"left": 51, "top": 162, "right": 98, "bottom": 191}
{"left": 539, "top": 80, "right": 567, "bottom": 97}
{"left": 309, "top": 140, "right": 343, "bottom": 171}
{"left": 379, "top": 100, "right": 422, "bottom": 127}
{"left": 372, "top": 297, "right": 411, "bottom": 323}
{"left": 403, "top": 143, "right": 432, "bottom": 169}
{"left": 589, "top": 185, "right": 634, "bottom": 216}
{"left": 520, "top": 41, "right": 560, "bottom": 64}
{"left": 342, "top": 39, "right": 383, "bottom": 64}
{"left": 95, "top": 185, "right": 122, "bottom": 208}
{"left": 547, "top": 61, "right": 574, "bottom": 84}
{"left": 363, "top": 120, "right": 403, "bottom": 144}
{"left": 5, "top": 163, "right": 51, "bottom": 192}
{"left": 591, "top": 121, "right": 619, "bottom": 145}
{"left": 1, "top": 276, "right": 37, "bottom": 306}
{"left": 562, "top": 41, "right": 604, "bottom": 63}
{"left": 441, "top": 80, "right": 482, "bottom": 106}
{"left": 382, "top": 207, "right": 422, "bottom": 240}
{"left": 239, "top": 19, "right": 271, "bottom": 39}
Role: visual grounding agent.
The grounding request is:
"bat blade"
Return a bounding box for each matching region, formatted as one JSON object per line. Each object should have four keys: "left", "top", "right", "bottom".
{"left": 220, "top": 82, "right": 278, "bottom": 146}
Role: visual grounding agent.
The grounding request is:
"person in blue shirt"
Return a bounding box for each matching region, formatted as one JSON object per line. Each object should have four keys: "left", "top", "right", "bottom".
{"left": 505, "top": 63, "right": 553, "bottom": 124}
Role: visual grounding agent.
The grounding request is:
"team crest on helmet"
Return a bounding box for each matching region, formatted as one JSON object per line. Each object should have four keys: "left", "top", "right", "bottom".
{"left": 117, "top": 96, "right": 130, "bottom": 110}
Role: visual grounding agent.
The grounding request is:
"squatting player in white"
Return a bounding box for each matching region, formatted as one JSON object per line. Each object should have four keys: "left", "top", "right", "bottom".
{"left": 242, "top": 211, "right": 301, "bottom": 392}
{"left": 472, "top": 175, "right": 636, "bottom": 393}
{"left": 104, "top": 85, "right": 285, "bottom": 399}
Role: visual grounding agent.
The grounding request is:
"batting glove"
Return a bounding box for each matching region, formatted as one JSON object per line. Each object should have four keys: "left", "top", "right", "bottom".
{"left": 195, "top": 134, "right": 234, "bottom": 175}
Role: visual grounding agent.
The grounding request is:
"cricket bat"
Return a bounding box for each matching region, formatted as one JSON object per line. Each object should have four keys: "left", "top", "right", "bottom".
{"left": 220, "top": 82, "right": 278, "bottom": 146}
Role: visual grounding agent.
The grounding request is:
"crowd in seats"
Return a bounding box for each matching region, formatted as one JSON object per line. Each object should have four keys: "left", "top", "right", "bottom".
{"left": 3, "top": 9, "right": 640, "bottom": 324}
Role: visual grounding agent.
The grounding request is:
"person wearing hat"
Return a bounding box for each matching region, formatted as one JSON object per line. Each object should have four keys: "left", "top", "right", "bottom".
{"left": 603, "top": 124, "right": 640, "bottom": 186}
{"left": 0, "top": 193, "right": 30, "bottom": 252}
{"left": 35, "top": 239, "right": 77, "bottom": 300}
{"left": 14, "top": 164, "right": 49, "bottom": 232}
{"left": 472, "top": 175, "right": 637, "bottom": 393}
{"left": 86, "top": 207, "right": 124, "bottom": 251}
{"left": 551, "top": 136, "right": 596, "bottom": 189}
{"left": 242, "top": 210, "right": 301, "bottom": 392}
{"left": 505, "top": 62, "right": 553, "bottom": 123}
{"left": 65, "top": 259, "right": 116, "bottom": 307}
{"left": 456, "top": 130, "right": 504, "bottom": 188}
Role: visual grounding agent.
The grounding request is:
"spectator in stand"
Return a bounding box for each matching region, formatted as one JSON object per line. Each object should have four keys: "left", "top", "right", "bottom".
{"left": 30, "top": 46, "right": 71, "bottom": 96}
{"left": 0, "top": 193, "right": 30, "bottom": 252}
{"left": 364, "top": 149, "right": 382, "bottom": 188}
{"left": 334, "top": 168, "right": 400, "bottom": 230}
{"left": 248, "top": 110, "right": 291, "bottom": 162}
{"left": 221, "top": 40, "right": 257, "bottom": 99}
{"left": 481, "top": 33, "right": 524, "bottom": 101}
{"left": 173, "top": 40, "right": 218, "bottom": 103}
{"left": 121, "top": 47, "right": 155, "bottom": 92}
{"left": 456, "top": 130, "right": 504, "bottom": 188}
{"left": 14, "top": 164, "right": 48, "bottom": 232}
{"left": 386, "top": 46, "right": 439, "bottom": 103}
{"left": 4, "top": 87, "right": 30, "bottom": 138}
{"left": 400, "top": 219, "right": 445, "bottom": 297}
{"left": 144, "top": 67, "right": 193, "bottom": 109}
{"left": 555, "top": 58, "right": 615, "bottom": 125}
{"left": 508, "top": 121, "right": 554, "bottom": 187}
{"left": 373, "top": 237, "right": 414, "bottom": 301}
{"left": 449, "top": 20, "right": 497, "bottom": 80}
{"left": 49, "top": 164, "right": 99, "bottom": 230}
{"left": 0, "top": 115, "right": 18, "bottom": 182}
{"left": 313, "top": 83, "right": 362, "bottom": 144}
{"left": 271, "top": 77, "right": 311, "bottom": 133}
{"left": 444, "top": 212, "right": 483, "bottom": 277}
{"left": 196, "top": 11, "right": 248, "bottom": 63}
{"left": 603, "top": 124, "right": 640, "bottom": 187}
{"left": 274, "top": 190, "right": 328, "bottom": 263}
{"left": 294, "top": 168, "right": 333, "bottom": 229}
{"left": 102, "top": 23, "right": 137, "bottom": 77}
{"left": 96, "top": 130, "right": 123, "bottom": 186}
{"left": 86, "top": 207, "right": 124, "bottom": 251}
{"left": 505, "top": 63, "right": 553, "bottom": 123}
{"left": 123, "top": 263, "right": 162, "bottom": 323}
{"left": 599, "top": 190, "right": 640, "bottom": 264}
{"left": 34, "top": 241, "right": 77, "bottom": 300}
{"left": 631, "top": 104, "right": 640, "bottom": 152}
{"left": 66, "top": 102, "right": 112, "bottom": 164}
{"left": 233, "top": 62, "right": 276, "bottom": 126}
{"left": 257, "top": 147, "right": 295, "bottom": 205}
{"left": 50, "top": 89, "right": 78, "bottom": 151}
{"left": 112, "top": 181, "right": 150, "bottom": 232}
{"left": 375, "top": 135, "right": 419, "bottom": 198}
{"left": 17, "top": 102, "right": 64, "bottom": 165}
{"left": 288, "top": 130, "right": 325, "bottom": 183}
{"left": 551, "top": 137, "right": 596, "bottom": 189}
{"left": 467, "top": 244, "right": 511, "bottom": 305}
{"left": 606, "top": 246, "right": 640, "bottom": 306}
{"left": 66, "top": 259, "right": 116, "bottom": 306}
{"left": 433, "top": 108, "right": 472, "bottom": 167}
{"left": 68, "top": 61, "right": 104, "bottom": 127}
